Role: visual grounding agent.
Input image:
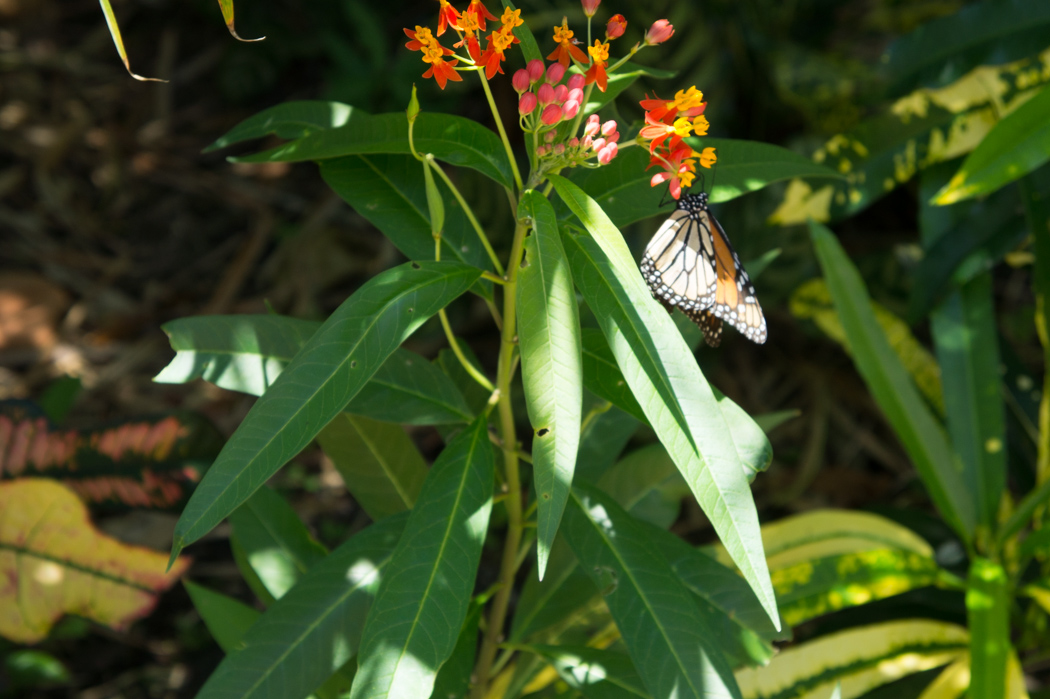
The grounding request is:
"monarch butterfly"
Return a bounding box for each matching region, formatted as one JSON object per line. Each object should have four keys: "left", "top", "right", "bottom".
{"left": 640, "top": 191, "right": 767, "bottom": 347}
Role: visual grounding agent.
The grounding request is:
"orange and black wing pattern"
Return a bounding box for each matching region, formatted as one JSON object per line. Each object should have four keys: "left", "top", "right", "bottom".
{"left": 640, "top": 192, "right": 766, "bottom": 346}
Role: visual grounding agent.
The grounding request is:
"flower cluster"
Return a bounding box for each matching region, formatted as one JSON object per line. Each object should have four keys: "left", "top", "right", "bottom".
{"left": 638, "top": 87, "right": 718, "bottom": 199}
{"left": 404, "top": 0, "right": 673, "bottom": 93}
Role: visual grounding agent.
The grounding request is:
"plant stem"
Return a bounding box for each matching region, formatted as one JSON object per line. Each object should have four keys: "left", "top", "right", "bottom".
{"left": 478, "top": 71, "right": 524, "bottom": 192}
{"left": 428, "top": 156, "right": 505, "bottom": 276}
{"left": 439, "top": 310, "right": 494, "bottom": 393}
{"left": 472, "top": 213, "right": 530, "bottom": 699}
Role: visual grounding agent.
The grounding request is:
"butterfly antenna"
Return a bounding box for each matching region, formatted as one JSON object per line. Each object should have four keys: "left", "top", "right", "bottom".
{"left": 659, "top": 186, "right": 671, "bottom": 209}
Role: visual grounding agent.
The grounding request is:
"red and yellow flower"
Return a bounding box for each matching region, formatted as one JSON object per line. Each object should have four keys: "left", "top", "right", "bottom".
{"left": 639, "top": 85, "right": 715, "bottom": 199}
{"left": 547, "top": 19, "right": 588, "bottom": 66}
{"left": 404, "top": 25, "right": 462, "bottom": 89}
{"left": 465, "top": 0, "right": 497, "bottom": 31}
{"left": 435, "top": 0, "right": 461, "bottom": 35}
{"left": 454, "top": 11, "right": 483, "bottom": 61}
{"left": 649, "top": 144, "right": 698, "bottom": 200}
{"left": 478, "top": 9, "right": 522, "bottom": 79}
{"left": 585, "top": 40, "right": 609, "bottom": 92}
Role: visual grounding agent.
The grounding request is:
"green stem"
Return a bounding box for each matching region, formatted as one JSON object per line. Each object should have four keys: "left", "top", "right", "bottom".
{"left": 472, "top": 213, "right": 530, "bottom": 699}
{"left": 427, "top": 156, "right": 505, "bottom": 276}
{"left": 439, "top": 309, "right": 494, "bottom": 393}
{"left": 478, "top": 71, "right": 524, "bottom": 192}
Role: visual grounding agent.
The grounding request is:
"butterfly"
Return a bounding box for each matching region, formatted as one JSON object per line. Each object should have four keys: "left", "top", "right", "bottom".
{"left": 640, "top": 191, "right": 767, "bottom": 348}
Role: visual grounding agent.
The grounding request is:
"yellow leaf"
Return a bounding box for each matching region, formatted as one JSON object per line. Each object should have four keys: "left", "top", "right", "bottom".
{"left": 0, "top": 478, "right": 189, "bottom": 643}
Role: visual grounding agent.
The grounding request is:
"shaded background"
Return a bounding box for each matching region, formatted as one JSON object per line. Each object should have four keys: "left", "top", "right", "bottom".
{"left": 0, "top": 0, "right": 1038, "bottom": 696}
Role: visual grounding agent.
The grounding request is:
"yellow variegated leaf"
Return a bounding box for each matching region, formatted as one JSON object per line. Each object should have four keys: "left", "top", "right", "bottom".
{"left": 1007, "top": 652, "right": 1030, "bottom": 699}
{"left": 98, "top": 0, "right": 164, "bottom": 81}
{"left": 918, "top": 654, "right": 969, "bottom": 699}
{"left": 769, "top": 47, "right": 1050, "bottom": 225}
{"left": 735, "top": 620, "right": 969, "bottom": 699}
{"left": 0, "top": 478, "right": 189, "bottom": 643}
{"left": 791, "top": 279, "right": 945, "bottom": 416}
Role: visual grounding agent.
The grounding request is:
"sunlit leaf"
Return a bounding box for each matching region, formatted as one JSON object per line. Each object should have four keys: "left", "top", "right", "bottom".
{"left": 0, "top": 479, "right": 189, "bottom": 643}
{"left": 518, "top": 645, "right": 648, "bottom": 699}
{"left": 517, "top": 190, "right": 583, "bottom": 579}
{"left": 349, "top": 417, "right": 494, "bottom": 699}
{"left": 206, "top": 101, "right": 361, "bottom": 152}
{"left": 98, "top": 0, "right": 164, "bottom": 81}
{"left": 171, "top": 261, "right": 481, "bottom": 559}
{"left": 967, "top": 558, "right": 1010, "bottom": 699}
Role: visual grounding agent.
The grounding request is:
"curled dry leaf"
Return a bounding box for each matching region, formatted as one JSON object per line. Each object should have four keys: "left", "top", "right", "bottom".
{"left": 0, "top": 478, "right": 190, "bottom": 643}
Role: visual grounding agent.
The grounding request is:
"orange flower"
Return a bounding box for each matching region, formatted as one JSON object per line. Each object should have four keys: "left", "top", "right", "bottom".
{"left": 404, "top": 26, "right": 462, "bottom": 89}
{"left": 698, "top": 146, "right": 717, "bottom": 169}
{"left": 639, "top": 93, "right": 676, "bottom": 123}
{"left": 637, "top": 110, "right": 693, "bottom": 154}
{"left": 584, "top": 40, "right": 609, "bottom": 91}
{"left": 465, "top": 0, "right": 497, "bottom": 30}
{"left": 435, "top": 0, "right": 461, "bottom": 36}
{"left": 479, "top": 26, "right": 517, "bottom": 79}
{"left": 454, "top": 11, "right": 483, "bottom": 61}
{"left": 547, "top": 19, "right": 588, "bottom": 66}
{"left": 649, "top": 144, "right": 697, "bottom": 200}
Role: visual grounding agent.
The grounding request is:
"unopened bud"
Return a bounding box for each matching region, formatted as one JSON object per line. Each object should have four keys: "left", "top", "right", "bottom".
{"left": 537, "top": 83, "right": 556, "bottom": 106}
{"left": 644, "top": 19, "right": 674, "bottom": 45}
{"left": 526, "top": 59, "right": 545, "bottom": 83}
{"left": 606, "top": 14, "right": 626, "bottom": 40}
{"left": 601, "top": 120, "right": 617, "bottom": 136}
{"left": 569, "top": 137, "right": 580, "bottom": 148}
{"left": 541, "top": 104, "right": 563, "bottom": 125}
{"left": 567, "top": 74, "right": 585, "bottom": 91}
{"left": 546, "top": 62, "right": 566, "bottom": 84}
{"left": 562, "top": 99, "right": 580, "bottom": 119}
{"left": 518, "top": 91, "right": 538, "bottom": 115}
{"left": 581, "top": 0, "right": 600, "bottom": 18}
{"left": 553, "top": 143, "right": 566, "bottom": 155}
{"left": 544, "top": 130, "right": 556, "bottom": 143}
{"left": 512, "top": 69, "right": 530, "bottom": 93}
{"left": 597, "top": 142, "right": 618, "bottom": 164}
{"left": 554, "top": 84, "right": 569, "bottom": 104}
{"left": 583, "top": 114, "right": 600, "bottom": 137}
{"left": 568, "top": 87, "right": 584, "bottom": 103}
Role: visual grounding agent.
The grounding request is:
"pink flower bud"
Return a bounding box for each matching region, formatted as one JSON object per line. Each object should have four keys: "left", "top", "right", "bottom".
{"left": 583, "top": 114, "right": 600, "bottom": 137}
{"left": 567, "top": 74, "right": 585, "bottom": 91}
{"left": 569, "top": 137, "right": 579, "bottom": 148}
{"left": 518, "top": 91, "right": 538, "bottom": 115}
{"left": 568, "top": 87, "right": 585, "bottom": 103}
{"left": 546, "top": 62, "right": 566, "bottom": 84}
{"left": 544, "top": 130, "right": 556, "bottom": 143}
{"left": 541, "top": 104, "right": 563, "bottom": 125}
{"left": 645, "top": 19, "right": 674, "bottom": 45}
{"left": 554, "top": 84, "right": 569, "bottom": 104}
{"left": 553, "top": 143, "right": 566, "bottom": 155}
{"left": 581, "top": 0, "right": 601, "bottom": 18}
{"left": 606, "top": 14, "right": 627, "bottom": 40}
{"left": 562, "top": 99, "right": 580, "bottom": 119}
{"left": 598, "top": 142, "right": 618, "bottom": 164}
{"left": 605, "top": 129, "right": 619, "bottom": 144}
{"left": 537, "top": 83, "right": 556, "bottom": 106}
{"left": 537, "top": 144, "right": 549, "bottom": 157}
{"left": 591, "top": 137, "right": 606, "bottom": 151}
{"left": 582, "top": 135, "right": 593, "bottom": 149}
{"left": 601, "top": 120, "right": 618, "bottom": 136}
{"left": 512, "top": 69, "right": 530, "bottom": 93}
{"left": 527, "top": 59, "right": 545, "bottom": 83}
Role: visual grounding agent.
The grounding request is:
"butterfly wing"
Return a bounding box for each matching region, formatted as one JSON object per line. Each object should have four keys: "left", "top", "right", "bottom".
{"left": 640, "top": 194, "right": 767, "bottom": 346}
{"left": 705, "top": 210, "right": 767, "bottom": 344}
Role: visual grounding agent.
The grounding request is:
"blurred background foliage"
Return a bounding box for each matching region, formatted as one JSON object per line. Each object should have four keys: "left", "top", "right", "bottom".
{"left": 2, "top": 0, "right": 1049, "bottom": 695}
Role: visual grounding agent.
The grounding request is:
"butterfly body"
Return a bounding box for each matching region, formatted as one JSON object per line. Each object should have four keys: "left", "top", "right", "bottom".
{"left": 640, "top": 192, "right": 767, "bottom": 347}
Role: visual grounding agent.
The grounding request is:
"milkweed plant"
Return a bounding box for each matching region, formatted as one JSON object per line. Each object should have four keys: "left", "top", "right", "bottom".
{"left": 155, "top": 1, "right": 852, "bottom": 698}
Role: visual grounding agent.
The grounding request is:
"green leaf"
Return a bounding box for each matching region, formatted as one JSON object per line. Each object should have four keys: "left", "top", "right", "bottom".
{"left": 184, "top": 581, "right": 260, "bottom": 653}
{"left": 195, "top": 514, "right": 407, "bottom": 699}
{"left": 171, "top": 261, "right": 481, "bottom": 559}
{"left": 597, "top": 444, "right": 687, "bottom": 529}
{"left": 205, "top": 101, "right": 361, "bottom": 152}
{"left": 518, "top": 645, "right": 648, "bottom": 699}
{"left": 430, "top": 602, "right": 484, "bottom": 699}
{"left": 563, "top": 484, "right": 742, "bottom": 699}
{"left": 509, "top": 536, "right": 598, "bottom": 643}
{"left": 316, "top": 414, "right": 428, "bottom": 520}
{"left": 641, "top": 523, "right": 779, "bottom": 668}
{"left": 563, "top": 140, "right": 841, "bottom": 227}
{"left": 809, "top": 221, "right": 975, "bottom": 542}
{"left": 157, "top": 314, "right": 473, "bottom": 425}
{"left": 349, "top": 417, "right": 494, "bottom": 699}
{"left": 936, "top": 84, "right": 1050, "bottom": 204}
{"left": 517, "top": 190, "right": 583, "bottom": 580}
{"left": 967, "top": 558, "right": 1011, "bottom": 699}
{"left": 320, "top": 154, "right": 494, "bottom": 281}
{"left": 4, "top": 649, "right": 70, "bottom": 691}
{"left": 235, "top": 113, "right": 514, "bottom": 188}
{"left": 228, "top": 486, "right": 328, "bottom": 600}
{"left": 552, "top": 173, "right": 778, "bottom": 627}
{"left": 576, "top": 61, "right": 675, "bottom": 116}
{"left": 422, "top": 160, "right": 444, "bottom": 236}
{"left": 883, "top": 0, "right": 1050, "bottom": 95}
{"left": 500, "top": 0, "right": 541, "bottom": 65}
{"left": 735, "top": 620, "right": 969, "bottom": 699}
{"left": 580, "top": 327, "right": 646, "bottom": 422}
{"left": 575, "top": 404, "right": 639, "bottom": 483}
{"left": 930, "top": 273, "right": 1006, "bottom": 532}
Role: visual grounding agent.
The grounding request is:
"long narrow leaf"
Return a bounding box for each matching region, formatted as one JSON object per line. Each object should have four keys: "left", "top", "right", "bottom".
{"left": 563, "top": 484, "right": 742, "bottom": 699}
{"left": 967, "top": 558, "right": 1010, "bottom": 699}
{"left": 809, "top": 221, "right": 975, "bottom": 542}
{"left": 517, "top": 190, "right": 583, "bottom": 580}
{"left": 171, "top": 261, "right": 481, "bottom": 559}
{"left": 552, "top": 174, "right": 778, "bottom": 628}
{"left": 349, "top": 417, "right": 494, "bottom": 699}
{"left": 195, "top": 514, "right": 408, "bottom": 699}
